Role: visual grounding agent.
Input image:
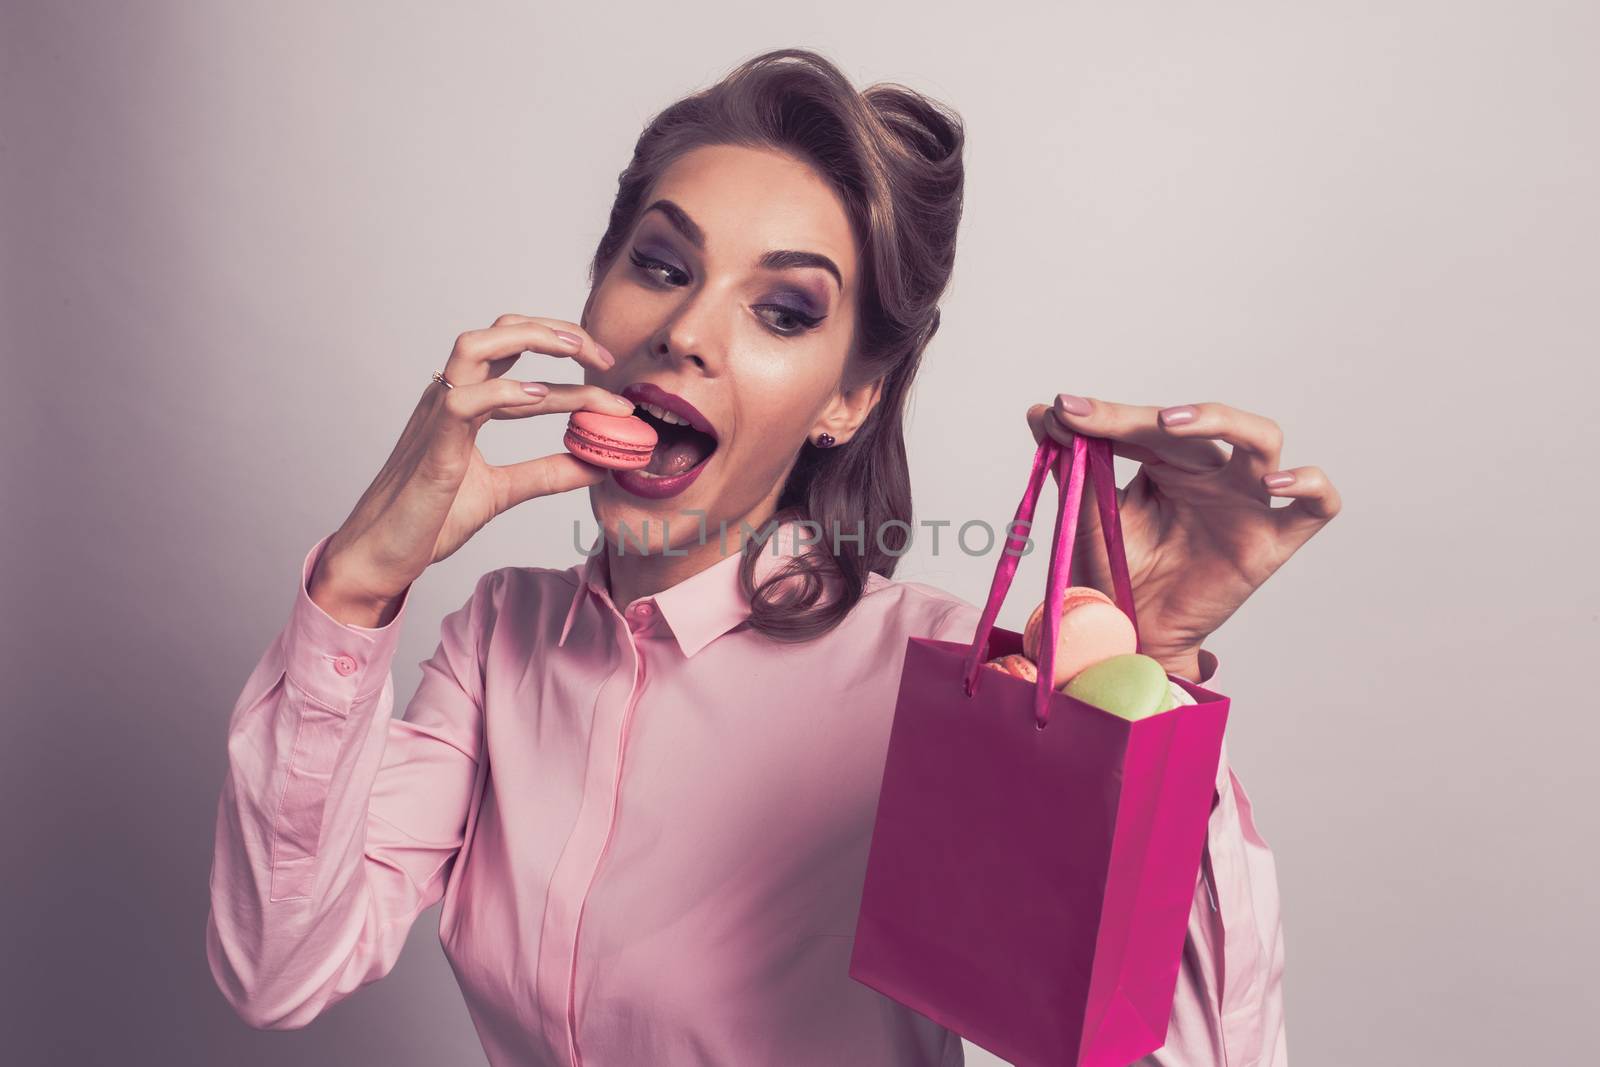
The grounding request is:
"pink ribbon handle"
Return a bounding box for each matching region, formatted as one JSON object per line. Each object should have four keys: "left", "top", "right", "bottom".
{"left": 960, "top": 432, "right": 1141, "bottom": 728}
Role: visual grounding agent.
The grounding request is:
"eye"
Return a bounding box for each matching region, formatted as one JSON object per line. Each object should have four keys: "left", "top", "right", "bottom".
{"left": 754, "top": 304, "right": 826, "bottom": 337}
{"left": 629, "top": 248, "right": 827, "bottom": 338}
{"left": 629, "top": 249, "right": 688, "bottom": 287}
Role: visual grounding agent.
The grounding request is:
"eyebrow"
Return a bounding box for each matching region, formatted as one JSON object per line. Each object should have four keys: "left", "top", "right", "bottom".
{"left": 641, "top": 198, "right": 843, "bottom": 293}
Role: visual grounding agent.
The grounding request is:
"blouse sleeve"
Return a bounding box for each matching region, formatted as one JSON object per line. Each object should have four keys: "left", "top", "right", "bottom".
{"left": 1144, "top": 657, "right": 1290, "bottom": 1066}
{"left": 204, "top": 534, "right": 494, "bottom": 1029}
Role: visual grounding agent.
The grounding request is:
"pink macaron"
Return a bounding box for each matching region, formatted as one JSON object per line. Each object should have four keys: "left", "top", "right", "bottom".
{"left": 981, "top": 654, "right": 1040, "bottom": 684}
{"left": 563, "top": 410, "right": 658, "bottom": 471}
{"left": 1021, "top": 585, "right": 1138, "bottom": 689}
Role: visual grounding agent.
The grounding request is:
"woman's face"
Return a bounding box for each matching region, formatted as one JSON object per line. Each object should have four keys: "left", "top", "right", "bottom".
{"left": 579, "top": 143, "right": 877, "bottom": 554}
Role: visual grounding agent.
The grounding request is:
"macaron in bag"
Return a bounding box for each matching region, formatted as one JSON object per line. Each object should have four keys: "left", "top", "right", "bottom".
{"left": 982, "top": 583, "right": 1137, "bottom": 691}
{"left": 982, "top": 583, "right": 1186, "bottom": 716}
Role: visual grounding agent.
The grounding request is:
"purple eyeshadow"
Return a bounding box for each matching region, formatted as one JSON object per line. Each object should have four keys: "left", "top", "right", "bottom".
{"left": 773, "top": 286, "right": 824, "bottom": 316}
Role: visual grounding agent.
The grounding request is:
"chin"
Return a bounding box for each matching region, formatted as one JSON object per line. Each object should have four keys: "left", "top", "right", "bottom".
{"left": 589, "top": 478, "right": 722, "bottom": 556}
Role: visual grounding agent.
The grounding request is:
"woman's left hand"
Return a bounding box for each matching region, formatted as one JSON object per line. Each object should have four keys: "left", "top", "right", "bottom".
{"left": 1026, "top": 394, "right": 1342, "bottom": 682}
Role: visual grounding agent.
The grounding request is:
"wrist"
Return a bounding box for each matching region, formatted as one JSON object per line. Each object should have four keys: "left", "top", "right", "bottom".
{"left": 1156, "top": 650, "right": 1204, "bottom": 683}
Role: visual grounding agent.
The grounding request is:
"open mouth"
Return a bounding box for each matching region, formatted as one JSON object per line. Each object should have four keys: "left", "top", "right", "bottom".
{"left": 632, "top": 405, "right": 719, "bottom": 479}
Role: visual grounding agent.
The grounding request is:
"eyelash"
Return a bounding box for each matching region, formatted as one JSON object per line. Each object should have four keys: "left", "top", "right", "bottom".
{"left": 627, "top": 249, "right": 826, "bottom": 337}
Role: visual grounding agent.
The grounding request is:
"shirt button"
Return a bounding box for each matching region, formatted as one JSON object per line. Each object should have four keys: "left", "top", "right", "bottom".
{"left": 332, "top": 654, "right": 358, "bottom": 676}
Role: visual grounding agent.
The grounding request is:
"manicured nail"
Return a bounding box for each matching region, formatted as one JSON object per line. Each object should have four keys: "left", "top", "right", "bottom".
{"left": 1056, "top": 393, "right": 1092, "bottom": 416}
{"left": 599, "top": 343, "right": 617, "bottom": 367}
{"left": 553, "top": 329, "right": 583, "bottom": 351}
{"left": 1264, "top": 471, "right": 1296, "bottom": 488}
{"left": 1159, "top": 405, "right": 1197, "bottom": 426}
{"left": 521, "top": 382, "right": 549, "bottom": 397}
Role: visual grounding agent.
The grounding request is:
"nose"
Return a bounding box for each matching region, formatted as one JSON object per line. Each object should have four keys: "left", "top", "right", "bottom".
{"left": 649, "top": 291, "right": 724, "bottom": 374}
{"left": 652, "top": 337, "right": 707, "bottom": 372}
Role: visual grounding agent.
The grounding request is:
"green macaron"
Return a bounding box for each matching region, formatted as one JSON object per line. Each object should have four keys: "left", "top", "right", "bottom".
{"left": 1060, "top": 653, "right": 1179, "bottom": 721}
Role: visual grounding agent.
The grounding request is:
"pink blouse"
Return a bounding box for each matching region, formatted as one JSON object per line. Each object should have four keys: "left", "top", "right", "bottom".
{"left": 206, "top": 519, "right": 1286, "bottom": 1065}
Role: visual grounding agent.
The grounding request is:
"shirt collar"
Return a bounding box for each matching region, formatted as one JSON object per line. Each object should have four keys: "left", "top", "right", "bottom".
{"left": 557, "top": 518, "right": 816, "bottom": 658}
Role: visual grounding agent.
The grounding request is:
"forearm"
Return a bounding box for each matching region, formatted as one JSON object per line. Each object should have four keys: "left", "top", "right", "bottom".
{"left": 308, "top": 542, "right": 411, "bottom": 629}
{"left": 206, "top": 536, "right": 415, "bottom": 1029}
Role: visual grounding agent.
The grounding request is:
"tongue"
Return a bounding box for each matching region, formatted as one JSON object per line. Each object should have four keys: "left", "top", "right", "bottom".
{"left": 646, "top": 435, "right": 712, "bottom": 476}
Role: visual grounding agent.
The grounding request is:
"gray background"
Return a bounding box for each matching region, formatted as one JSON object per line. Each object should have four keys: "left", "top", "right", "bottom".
{"left": 3, "top": 2, "right": 1595, "bottom": 1064}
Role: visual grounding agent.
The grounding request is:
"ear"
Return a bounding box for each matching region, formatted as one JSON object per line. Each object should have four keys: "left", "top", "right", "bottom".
{"left": 811, "top": 374, "right": 886, "bottom": 446}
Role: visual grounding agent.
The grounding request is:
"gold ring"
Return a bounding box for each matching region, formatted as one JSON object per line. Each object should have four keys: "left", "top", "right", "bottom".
{"left": 430, "top": 370, "right": 455, "bottom": 390}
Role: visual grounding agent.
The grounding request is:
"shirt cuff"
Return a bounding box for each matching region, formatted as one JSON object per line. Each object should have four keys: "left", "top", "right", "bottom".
{"left": 281, "top": 533, "right": 414, "bottom": 710}
{"left": 1170, "top": 649, "right": 1226, "bottom": 807}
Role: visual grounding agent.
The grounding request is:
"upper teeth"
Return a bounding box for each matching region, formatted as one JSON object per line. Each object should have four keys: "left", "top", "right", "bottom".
{"left": 640, "top": 401, "right": 689, "bottom": 426}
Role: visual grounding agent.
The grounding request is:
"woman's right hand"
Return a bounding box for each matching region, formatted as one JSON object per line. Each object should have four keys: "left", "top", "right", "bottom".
{"left": 307, "top": 313, "right": 635, "bottom": 627}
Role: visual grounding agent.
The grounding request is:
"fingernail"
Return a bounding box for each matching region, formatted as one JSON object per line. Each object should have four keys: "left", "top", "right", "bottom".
{"left": 553, "top": 330, "right": 582, "bottom": 351}
{"left": 599, "top": 344, "right": 617, "bottom": 367}
{"left": 521, "top": 382, "right": 549, "bottom": 397}
{"left": 1264, "top": 471, "right": 1296, "bottom": 488}
{"left": 1056, "top": 393, "right": 1092, "bottom": 416}
{"left": 1159, "top": 405, "right": 1197, "bottom": 426}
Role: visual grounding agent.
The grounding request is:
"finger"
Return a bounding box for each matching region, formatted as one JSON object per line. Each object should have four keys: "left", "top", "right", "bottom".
{"left": 484, "top": 382, "right": 638, "bottom": 421}
{"left": 433, "top": 380, "right": 628, "bottom": 456}
{"left": 1263, "top": 464, "right": 1342, "bottom": 544}
{"left": 1026, "top": 404, "right": 1167, "bottom": 467}
{"left": 1154, "top": 401, "right": 1285, "bottom": 487}
{"left": 1038, "top": 398, "right": 1227, "bottom": 473}
{"left": 490, "top": 314, "right": 616, "bottom": 374}
{"left": 429, "top": 378, "right": 552, "bottom": 455}
{"left": 1025, "top": 404, "right": 1133, "bottom": 587}
{"left": 441, "top": 317, "right": 616, "bottom": 387}
{"left": 495, "top": 453, "right": 611, "bottom": 510}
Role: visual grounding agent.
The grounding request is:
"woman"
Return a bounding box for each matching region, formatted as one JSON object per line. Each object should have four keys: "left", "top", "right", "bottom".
{"left": 206, "top": 48, "right": 1336, "bottom": 1066}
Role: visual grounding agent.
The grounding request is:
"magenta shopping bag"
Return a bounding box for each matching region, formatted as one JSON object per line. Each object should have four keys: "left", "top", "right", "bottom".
{"left": 849, "top": 432, "right": 1230, "bottom": 1067}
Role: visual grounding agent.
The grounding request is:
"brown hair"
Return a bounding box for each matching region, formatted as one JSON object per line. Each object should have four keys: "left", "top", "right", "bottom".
{"left": 584, "top": 47, "right": 965, "bottom": 641}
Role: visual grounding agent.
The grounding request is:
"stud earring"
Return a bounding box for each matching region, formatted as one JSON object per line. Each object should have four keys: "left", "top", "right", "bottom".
{"left": 816, "top": 432, "right": 836, "bottom": 448}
